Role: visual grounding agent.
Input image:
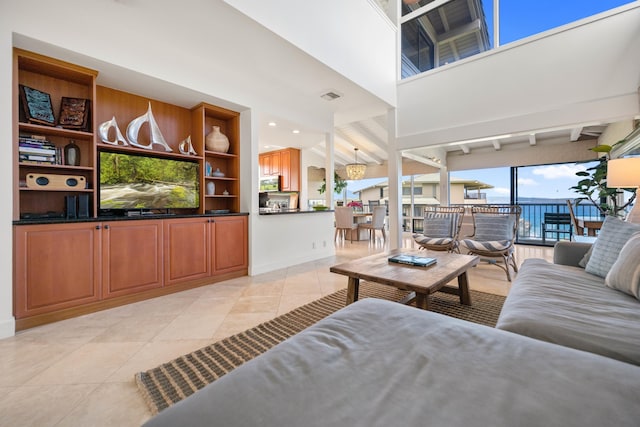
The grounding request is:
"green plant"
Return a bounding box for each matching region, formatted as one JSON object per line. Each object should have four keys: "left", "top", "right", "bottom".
{"left": 318, "top": 171, "right": 348, "bottom": 194}
{"left": 570, "top": 141, "right": 636, "bottom": 216}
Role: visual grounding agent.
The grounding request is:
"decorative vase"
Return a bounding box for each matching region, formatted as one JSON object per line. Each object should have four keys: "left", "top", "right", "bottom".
{"left": 205, "top": 126, "right": 229, "bottom": 153}
{"left": 206, "top": 181, "right": 215, "bottom": 195}
{"left": 64, "top": 140, "right": 81, "bottom": 166}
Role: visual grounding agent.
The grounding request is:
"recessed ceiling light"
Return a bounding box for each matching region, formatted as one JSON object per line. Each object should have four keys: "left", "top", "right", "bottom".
{"left": 268, "top": 122, "right": 277, "bottom": 127}
{"left": 292, "top": 130, "right": 300, "bottom": 134}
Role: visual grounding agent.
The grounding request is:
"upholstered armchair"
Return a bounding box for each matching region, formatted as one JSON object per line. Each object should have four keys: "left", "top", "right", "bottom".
{"left": 412, "top": 206, "right": 465, "bottom": 253}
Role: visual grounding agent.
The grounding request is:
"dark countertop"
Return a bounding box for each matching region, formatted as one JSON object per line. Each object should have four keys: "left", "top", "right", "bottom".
{"left": 14, "top": 212, "right": 249, "bottom": 226}
{"left": 259, "top": 208, "right": 334, "bottom": 215}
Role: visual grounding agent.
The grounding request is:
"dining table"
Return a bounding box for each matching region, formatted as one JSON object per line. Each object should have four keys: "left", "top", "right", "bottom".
{"left": 348, "top": 212, "right": 372, "bottom": 241}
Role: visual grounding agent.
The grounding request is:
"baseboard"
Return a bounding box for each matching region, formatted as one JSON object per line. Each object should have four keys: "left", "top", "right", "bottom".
{"left": 0, "top": 316, "right": 16, "bottom": 339}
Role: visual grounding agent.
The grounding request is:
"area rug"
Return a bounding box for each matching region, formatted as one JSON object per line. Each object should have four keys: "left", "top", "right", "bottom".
{"left": 135, "top": 282, "right": 505, "bottom": 414}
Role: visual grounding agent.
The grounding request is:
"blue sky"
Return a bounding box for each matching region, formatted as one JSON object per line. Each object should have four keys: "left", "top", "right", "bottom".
{"left": 487, "top": 0, "right": 634, "bottom": 46}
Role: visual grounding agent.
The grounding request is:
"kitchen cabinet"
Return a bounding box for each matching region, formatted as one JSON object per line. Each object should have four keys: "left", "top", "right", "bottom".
{"left": 14, "top": 222, "right": 101, "bottom": 318}
{"left": 280, "top": 148, "right": 300, "bottom": 191}
{"left": 260, "top": 151, "right": 281, "bottom": 177}
{"left": 101, "top": 220, "right": 163, "bottom": 298}
{"left": 259, "top": 148, "right": 300, "bottom": 191}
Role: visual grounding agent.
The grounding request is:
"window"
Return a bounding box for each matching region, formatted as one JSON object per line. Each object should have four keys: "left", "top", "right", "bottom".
{"left": 400, "top": 0, "right": 633, "bottom": 79}
{"left": 401, "top": 0, "right": 492, "bottom": 77}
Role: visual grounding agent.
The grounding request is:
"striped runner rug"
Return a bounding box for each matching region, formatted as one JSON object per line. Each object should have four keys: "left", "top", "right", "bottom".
{"left": 135, "top": 282, "right": 505, "bottom": 414}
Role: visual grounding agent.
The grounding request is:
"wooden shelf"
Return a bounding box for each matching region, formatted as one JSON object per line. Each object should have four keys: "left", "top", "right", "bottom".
{"left": 18, "top": 122, "right": 93, "bottom": 140}
{"left": 204, "top": 150, "right": 238, "bottom": 159}
{"left": 97, "top": 143, "right": 201, "bottom": 161}
{"left": 19, "top": 188, "right": 93, "bottom": 193}
{"left": 18, "top": 163, "right": 93, "bottom": 171}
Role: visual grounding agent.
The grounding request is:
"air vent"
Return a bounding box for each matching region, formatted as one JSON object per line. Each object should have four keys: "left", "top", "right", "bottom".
{"left": 320, "top": 91, "right": 342, "bottom": 101}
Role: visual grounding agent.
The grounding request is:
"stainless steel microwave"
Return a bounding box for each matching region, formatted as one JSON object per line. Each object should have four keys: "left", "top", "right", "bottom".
{"left": 259, "top": 176, "right": 281, "bottom": 192}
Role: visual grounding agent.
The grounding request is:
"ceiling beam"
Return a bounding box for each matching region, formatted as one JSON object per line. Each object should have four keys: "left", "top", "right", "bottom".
{"left": 570, "top": 127, "right": 583, "bottom": 142}
{"left": 351, "top": 121, "right": 388, "bottom": 152}
{"left": 402, "top": 152, "right": 443, "bottom": 169}
{"left": 334, "top": 128, "right": 384, "bottom": 164}
{"left": 438, "top": 19, "right": 481, "bottom": 44}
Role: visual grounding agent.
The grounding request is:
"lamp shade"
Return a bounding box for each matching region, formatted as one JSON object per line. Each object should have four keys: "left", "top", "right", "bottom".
{"left": 607, "top": 158, "right": 640, "bottom": 188}
{"left": 346, "top": 148, "right": 366, "bottom": 180}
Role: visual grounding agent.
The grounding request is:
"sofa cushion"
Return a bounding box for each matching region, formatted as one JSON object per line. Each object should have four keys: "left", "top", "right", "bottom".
{"left": 605, "top": 233, "right": 640, "bottom": 299}
{"left": 584, "top": 216, "right": 640, "bottom": 277}
{"left": 496, "top": 258, "right": 640, "bottom": 365}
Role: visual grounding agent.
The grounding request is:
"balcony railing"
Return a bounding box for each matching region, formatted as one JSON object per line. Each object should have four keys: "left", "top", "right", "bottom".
{"left": 409, "top": 202, "right": 603, "bottom": 246}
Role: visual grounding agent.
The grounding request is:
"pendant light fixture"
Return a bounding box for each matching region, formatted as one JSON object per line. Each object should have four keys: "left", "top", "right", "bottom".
{"left": 345, "top": 147, "right": 366, "bottom": 180}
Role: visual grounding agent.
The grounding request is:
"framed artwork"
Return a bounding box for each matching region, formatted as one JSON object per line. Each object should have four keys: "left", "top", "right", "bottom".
{"left": 58, "top": 97, "right": 91, "bottom": 131}
{"left": 19, "top": 85, "right": 55, "bottom": 126}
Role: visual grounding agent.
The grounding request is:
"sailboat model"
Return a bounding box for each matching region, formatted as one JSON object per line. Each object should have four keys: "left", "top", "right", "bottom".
{"left": 126, "top": 102, "right": 173, "bottom": 152}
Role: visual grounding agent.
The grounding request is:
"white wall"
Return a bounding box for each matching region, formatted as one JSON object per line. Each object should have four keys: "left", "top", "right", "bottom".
{"left": 224, "top": 0, "right": 397, "bottom": 108}
{"left": 0, "top": 15, "right": 15, "bottom": 339}
{"left": 397, "top": 3, "right": 640, "bottom": 149}
{"left": 250, "top": 213, "right": 335, "bottom": 275}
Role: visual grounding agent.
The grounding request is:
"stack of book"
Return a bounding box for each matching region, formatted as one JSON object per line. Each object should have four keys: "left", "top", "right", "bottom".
{"left": 18, "top": 135, "right": 62, "bottom": 165}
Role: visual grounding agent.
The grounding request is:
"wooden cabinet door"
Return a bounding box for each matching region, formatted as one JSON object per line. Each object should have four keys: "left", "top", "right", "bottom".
{"left": 259, "top": 153, "right": 270, "bottom": 176}
{"left": 280, "top": 148, "right": 300, "bottom": 192}
{"left": 14, "top": 223, "right": 101, "bottom": 318}
{"left": 164, "top": 217, "right": 210, "bottom": 285}
{"left": 269, "top": 151, "right": 281, "bottom": 176}
{"left": 211, "top": 216, "right": 247, "bottom": 274}
{"left": 101, "top": 220, "right": 163, "bottom": 298}
{"left": 260, "top": 152, "right": 281, "bottom": 176}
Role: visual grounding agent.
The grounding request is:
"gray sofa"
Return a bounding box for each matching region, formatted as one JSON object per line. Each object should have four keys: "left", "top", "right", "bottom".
{"left": 143, "top": 298, "right": 640, "bottom": 427}
{"left": 143, "top": 217, "right": 640, "bottom": 426}
{"left": 496, "top": 240, "right": 640, "bottom": 366}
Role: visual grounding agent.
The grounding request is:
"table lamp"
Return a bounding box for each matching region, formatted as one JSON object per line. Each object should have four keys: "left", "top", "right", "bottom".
{"left": 607, "top": 157, "right": 640, "bottom": 223}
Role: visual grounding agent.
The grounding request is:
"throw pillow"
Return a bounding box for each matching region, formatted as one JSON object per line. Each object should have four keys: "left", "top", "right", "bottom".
{"left": 473, "top": 214, "right": 515, "bottom": 242}
{"left": 422, "top": 214, "right": 453, "bottom": 239}
{"left": 605, "top": 233, "right": 640, "bottom": 300}
{"left": 578, "top": 245, "right": 593, "bottom": 268}
{"left": 584, "top": 216, "right": 640, "bottom": 278}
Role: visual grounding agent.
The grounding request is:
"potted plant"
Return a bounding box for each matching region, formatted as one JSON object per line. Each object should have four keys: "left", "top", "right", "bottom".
{"left": 570, "top": 141, "right": 636, "bottom": 217}
{"left": 318, "top": 171, "right": 348, "bottom": 195}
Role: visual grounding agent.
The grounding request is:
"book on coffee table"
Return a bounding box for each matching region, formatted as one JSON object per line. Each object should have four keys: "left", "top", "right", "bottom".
{"left": 388, "top": 254, "right": 437, "bottom": 267}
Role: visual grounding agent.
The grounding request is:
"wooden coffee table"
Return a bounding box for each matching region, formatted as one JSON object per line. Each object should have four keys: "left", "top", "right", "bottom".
{"left": 330, "top": 249, "right": 480, "bottom": 310}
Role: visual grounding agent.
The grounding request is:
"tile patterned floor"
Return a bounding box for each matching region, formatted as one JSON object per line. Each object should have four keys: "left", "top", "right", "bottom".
{"left": 0, "top": 236, "right": 552, "bottom": 426}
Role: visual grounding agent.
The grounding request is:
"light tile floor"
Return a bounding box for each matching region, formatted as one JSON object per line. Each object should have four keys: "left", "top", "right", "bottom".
{"left": 0, "top": 235, "right": 552, "bottom": 426}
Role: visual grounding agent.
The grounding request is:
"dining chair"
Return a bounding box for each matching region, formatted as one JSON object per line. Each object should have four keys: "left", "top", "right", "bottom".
{"left": 412, "top": 206, "right": 465, "bottom": 253}
{"left": 460, "top": 205, "right": 521, "bottom": 281}
{"left": 367, "top": 200, "right": 380, "bottom": 213}
{"left": 358, "top": 205, "right": 386, "bottom": 242}
{"left": 334, "top": 206, "right": 358, "bottom": 242}
{"left": 566, "top": 199, "right": 584, "bottom": 238}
